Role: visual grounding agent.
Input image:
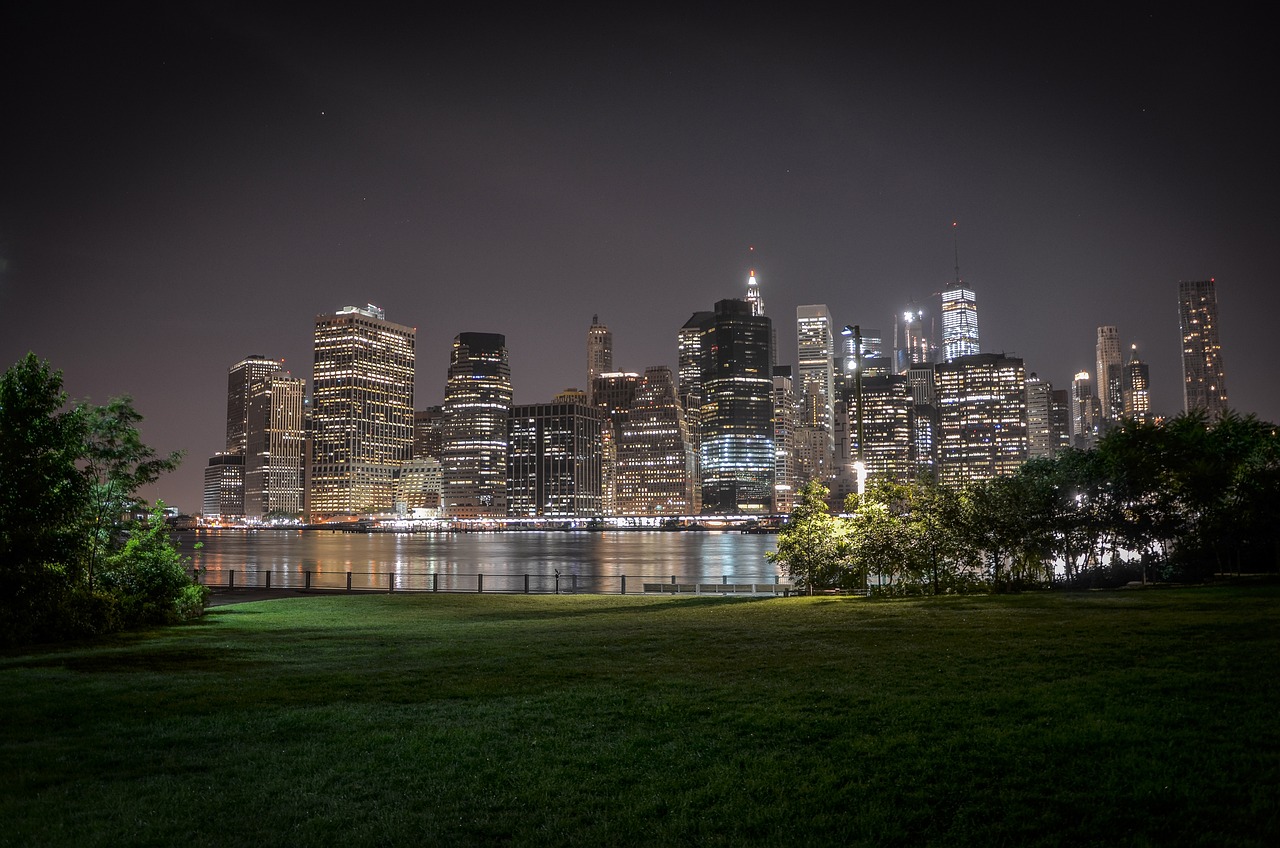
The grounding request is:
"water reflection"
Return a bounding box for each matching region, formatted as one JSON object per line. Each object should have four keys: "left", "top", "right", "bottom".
{"left": 177, "top": 529, "right": 780, "bottom": 592}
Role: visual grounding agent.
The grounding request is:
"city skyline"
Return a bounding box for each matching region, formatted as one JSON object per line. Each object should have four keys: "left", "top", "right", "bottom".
{"left": 3, "top": 7, "right": 1276, "bottom": 511}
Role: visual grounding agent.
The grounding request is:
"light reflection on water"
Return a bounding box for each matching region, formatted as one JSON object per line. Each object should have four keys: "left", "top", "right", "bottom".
{"left": 176, "top": 529, "right": 780, "bottom": 592}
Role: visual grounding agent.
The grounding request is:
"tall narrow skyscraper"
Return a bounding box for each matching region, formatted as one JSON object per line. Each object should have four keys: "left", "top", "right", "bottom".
{"left": 796, "top": 304, "right": 835, "bottom": 439}
{"left": 698, "top": 299, "right": 775, "bottom": 514}
{"left": 940, "top": 228, "right": 979, "bottom": 361}
{"left": 1123, "top": 344, "right": 1151, "bottom": 423}
{"left": 226, "top": 355, "right": 282, "bottom": 455}
{"left": 1071, "top": 371, "right": 1101, "bottom": 449}
{"left": 935, "top": 353, "right": 1027, "bottom": 485}
{"left": 1178, "top": 279, "right": 1228, "bottom": 416}
{"left": 1095, "top": 326, "right": 1123, "bottom": 423}
{"left": 309, "top": 305, "right": 415, "bottom": 518}
{"left": 441, "top": 332, "right": 513, "bottom": 519}
{"left": 745, "top": 268, "right": 765, "bottom": 316}
{"left": 586, "top": 315, "right": 613, "bottom": 403}
{"left": 244, "top": 371, "right": 306, "bottom": 519}
{"left": 615, "top": 366, "right": 697, "bottom": 516}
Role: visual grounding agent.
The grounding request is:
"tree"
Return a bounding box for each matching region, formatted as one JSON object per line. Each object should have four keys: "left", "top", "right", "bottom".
{"left": 101, "top": 503, "right": 208, "bottom": 625}
{"left": 78, "top": 396, "right": 183, "bottom": 588}
{"left": 767, "top": 480, "right": 854, "bottom": 594}
{"left": 0, "top": 355, "right": 89, "bottom": 640}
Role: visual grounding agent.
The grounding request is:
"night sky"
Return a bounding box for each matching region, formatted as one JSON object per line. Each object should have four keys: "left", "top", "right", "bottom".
{"left": 3, "top": 5, "right": 1276, "bottom": 512}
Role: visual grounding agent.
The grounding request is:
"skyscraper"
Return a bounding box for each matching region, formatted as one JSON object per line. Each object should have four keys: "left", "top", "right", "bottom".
{"left": 615, "top": 366, "right": 697, "bottom": 515}
{"left": 226, "top": 355, "right": 282, "bottom": 455}
{"left": 1025, "top": 373, "right": 1070, "bottom": 459}
{"left": 413, "top": 406, "right": 444, "bottom": 460}
{"left": 441, "top": 332, "right": 513, "bottom": 519}
{"left": 772, "top": 366, "right": 798, "bottom": 515}
{"left": 508, "top": 399, "right": 603, "bottom": 517}
{"left": 1178, "top": 279, "right": 1228, "bottom": 416}
{"left": 1095, "top": 326, "right": 1123, "bottom": 423}
{"left": 202, "top": 452, "right": 244, "bottom": 520}
{"left": 1123, "top": 344, "right": 1151, "bottom": 423}
{"left": 745, "top": 268, "right": 765, "bottom": 316}
{"left": 896, "top": 305, "right": 935, "bottom": 373}
{"left": 796, "top": 304, "right": 835, "bottom": 450}
{"left": 697, "top": 299, "right": 775, "bottom": 513}
{"left": 586, "top": 315, "right": 613, "bottom": 403}
{"left": 935, "top": 353, "right": 1028, "bottom": 485}
{"left": 309, "top": 305, "right": 416, "bottom": 518}
{"left": 1071, "top": 371, "right": 1101, "bottom": 449}
{"left": 244, "top": 371, "right": 306, "bottom": 519}
{"left": 677, "top": 310, "right": 715, "bottom": 414}
{"left": 940, "top": 223, "right": 980, "bottom": 362}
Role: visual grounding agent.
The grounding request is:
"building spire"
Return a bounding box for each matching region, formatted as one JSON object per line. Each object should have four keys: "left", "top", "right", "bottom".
{"left": 952, "top": 220, "right": 961, "bottom": 286}
{"left": 745, "top": 246, "right": 765, "bottom": 316}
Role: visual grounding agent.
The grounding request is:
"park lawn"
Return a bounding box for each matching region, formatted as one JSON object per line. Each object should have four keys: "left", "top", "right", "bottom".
{"left": 1, "top": 585, "right": 1277, "bottom": 847}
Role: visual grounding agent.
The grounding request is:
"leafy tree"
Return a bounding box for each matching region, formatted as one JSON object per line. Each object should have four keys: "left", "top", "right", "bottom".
{"left": 100, "top": 503, "right": 208, "bottom": 624}
{"left": 78, "top": 396, "right": 183, "bottom": 588}
{"left": 0, "top": 355, "right": 89, "bottom": 640}
{"left": 768, "top": 480, "right": 855, "bottom": 594}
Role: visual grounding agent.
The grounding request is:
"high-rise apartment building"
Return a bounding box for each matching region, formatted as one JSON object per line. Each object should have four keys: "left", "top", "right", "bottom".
{"left": 935, "top": 353, "right": 1028, "bottom": 485}
{"left": 696, "top": 299, "right": 775, "bottom": 513}
{"left": 1123, "top": 344, "right": 1151, "bottom": 423}
{"left": 1095, "top": 326, "right": 1123, "bottom": 423}
{"left": 1178, "top": 279, "right": 1228, "bottom": 416}
{"left": 508, "top": 399, "right": 603, "bottom": 517}
{"left": 586, "top": 315, "right": 613, "bottom": 403}
{"left": 615, "top": 366, "right": 697, "bottom": 516}
{"left": 309, "top": 305, "right": 415, "bottom": 519}
{"left": 441, "top": 332, "right": 512, "bottom": 519}
{"left": 244, "top": 371, "right": 306, "bottom": 519}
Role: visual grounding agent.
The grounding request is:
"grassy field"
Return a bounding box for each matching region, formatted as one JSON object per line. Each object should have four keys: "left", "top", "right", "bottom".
{"left": 2, "top": 584, "right": 1277, "bottom": 847}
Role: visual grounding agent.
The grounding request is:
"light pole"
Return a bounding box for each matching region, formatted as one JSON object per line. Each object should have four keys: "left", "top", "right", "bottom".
{"left": 842, "top": 325, "right": 866, "bottom": 496}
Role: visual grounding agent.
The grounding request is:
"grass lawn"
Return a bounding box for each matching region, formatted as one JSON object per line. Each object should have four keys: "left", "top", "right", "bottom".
{"left": 2, "top": 584, "right": 1278, "bottom": 846}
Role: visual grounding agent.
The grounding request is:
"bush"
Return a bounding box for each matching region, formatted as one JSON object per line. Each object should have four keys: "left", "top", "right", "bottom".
{"left": 100, "top": 506, "right": 205, "bottom": 627}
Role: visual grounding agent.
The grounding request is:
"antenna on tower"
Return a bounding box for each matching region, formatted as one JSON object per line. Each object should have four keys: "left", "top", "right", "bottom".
{"left": 952, "top": 220, "right": 961, "bottom": 286}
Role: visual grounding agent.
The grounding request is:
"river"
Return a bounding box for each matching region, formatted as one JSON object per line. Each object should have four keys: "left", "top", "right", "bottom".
{"left": 176, "top": 528, "right": 781, "bottom": 593}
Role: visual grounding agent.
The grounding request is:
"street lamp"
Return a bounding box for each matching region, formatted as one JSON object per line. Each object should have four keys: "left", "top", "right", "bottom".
{"left": 841, "top": 325, "right": 867, "bottom": 496}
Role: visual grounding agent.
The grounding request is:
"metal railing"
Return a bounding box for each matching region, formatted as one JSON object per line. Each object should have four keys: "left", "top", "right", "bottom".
{"left": 195, "top": 568, "right": 792, "bottom": 596}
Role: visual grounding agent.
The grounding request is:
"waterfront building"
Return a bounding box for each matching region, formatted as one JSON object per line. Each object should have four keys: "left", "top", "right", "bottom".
{"left": 1123, "top": 344, "right": 1152, "bottom": 423}
{"left": 590, "top": 372, "right": 641, "bottom": 515}
{"left": 1096, "top": 326, "right": 1123, "bottom": 424}
{"left": 935, "top": 353, "right": 1027, "bottom": 485}
{"left": 586, "top": 315, "right": 613, "bottom": 404}
{"left": 309, "top": 305, "right": 415, "bottom": 519}
{"left": 697, "top": 299, "right": 775, "bottom": 513}
{"left": 1178, "top": 279, "right": 1228, "bottom": 415}
{"left": 1071, "top": 370, "right": 1101, "bottom": 449}
{"left": 442, "top": 332, "right": 513, "bottom": 519}
{"left": 394, "top": 457, "right": 443, "bottom": 516}
{"left": 244, "top": 371, "right": 306, "bottom": 519}
{"left": 772, "top": 366, "right": 799, "bottom": 514}
{"left": 507, "top": 399, "right": 604, "bottom": 517}
{"left": 413, "top": 406, "right": 444, "bottom": 460}
{"left": 202, "top": 452, "right": 244, "bottom": 520}
{"left": 615, "top": 366, "right": 697, "bottom": 515}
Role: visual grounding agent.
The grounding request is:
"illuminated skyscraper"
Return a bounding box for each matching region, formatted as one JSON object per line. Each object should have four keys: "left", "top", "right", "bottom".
{"left": 586, "top": 315, "right": 613, "bottom": 403}
{"left": 677, "top": 311, "right": 714, "bottom": 414}
{"left": 1095, "top": 326, "right": 1123, "bottom": 423}
{"left": 591, "top": 371, "right": 642, "bottom": 515}
{"left": 896, "top": 304, "right": 935, "bottom": 373}
{"left": 940, "top": 224, "right": 979, "bottom": 362}
{"left": 616, "top": 366, "right": 697, "bottom": 515}
{"left": 413, "top": 406, "right": 444, "bottom": 460}
{"left": 796, "top": 304, "right": 835, "bottom": 455}
{"left": 508, "top": 399, "right": 603, "bottom": 517}
{"left": 226, "top": 355, "right": 282, "bottom": 455}
{"left": 202, "top": 453, "right": 244, "bottom": 520}
{"left": 697, "top": 299, "right": 775, "bottom": 513}
{"left": 935, "top": 353, "right": 1027, "bottom": 485}
{"left": 851, "top": 374, "right": 913, "bottom": 483}
{"left": 244, "top": 371, "right": 306, "bottom": 519}
{"left": 1123, "top": 344, "right": 1151, "bottom": 423}
{"left": 309, "top": 305, "right": 415, "bottom": 518}
{"left": 442, "top": 332, "right": 512, "bottom": 519}
{"left": 1178, "top": 279, "right": 1228, "bottom": 415}
{"left": 772, "top": 367, "right": 798, "bottom": 514}
{"left": 1026, "top": 373, "right": 1070, "bottom": 459}
{"left": 745, "top": 268, "right": 765, "bottom": 316}
{"left": 1071, "top": 371, "right": 1101, "bottom": 449}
